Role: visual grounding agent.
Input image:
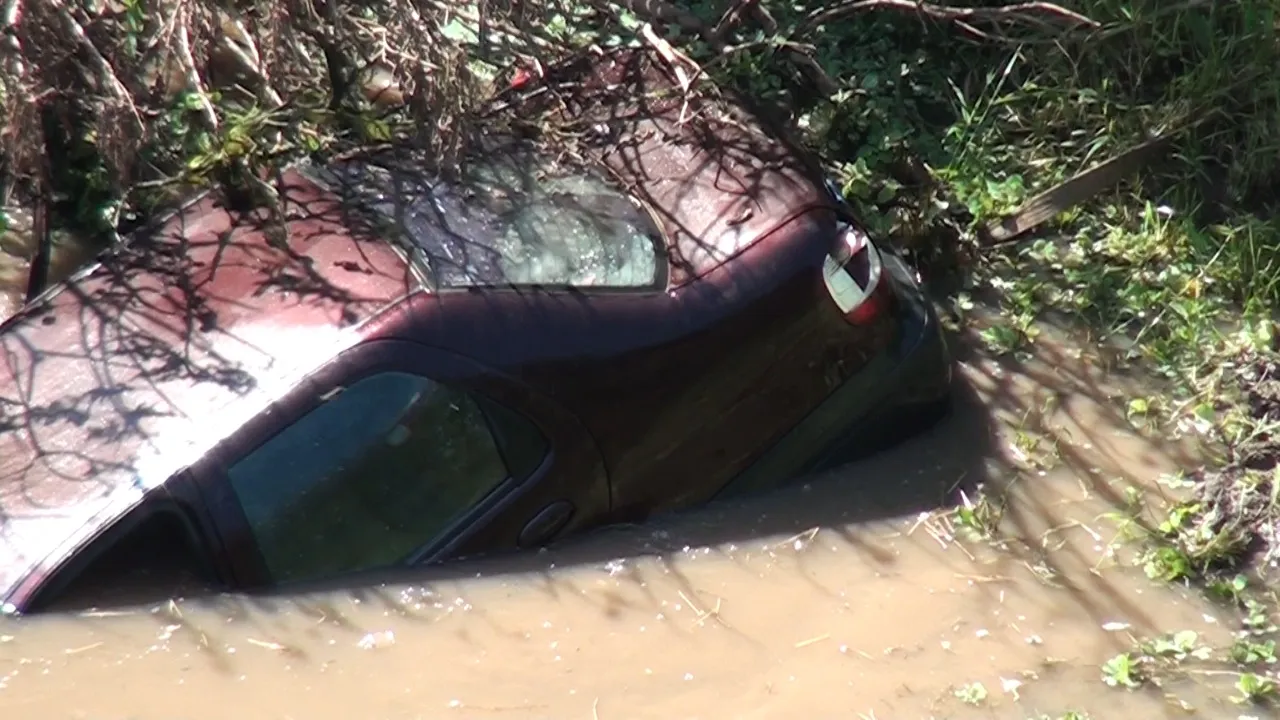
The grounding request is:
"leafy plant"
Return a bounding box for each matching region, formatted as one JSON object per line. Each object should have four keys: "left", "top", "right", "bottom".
{"left": 1234, "top": 672, "right": 1278, "bottom": 704}
{"left": 954, "top": 681, "right": 989, "bottom": 705}
{"left": 1231, "top": 638, "right": 1278, "bottom": 666}
{"left": 1101, "top": 652, "right": 1145, "bottom": 689}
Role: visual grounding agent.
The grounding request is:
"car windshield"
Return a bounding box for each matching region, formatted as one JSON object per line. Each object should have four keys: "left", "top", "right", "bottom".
{"left": 320, "top": 149, "right": 667, "bottom": 290}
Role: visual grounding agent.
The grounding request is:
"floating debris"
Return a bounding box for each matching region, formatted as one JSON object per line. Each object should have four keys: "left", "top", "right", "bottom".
{"left": 357, "top": 630, "right": 396, "bottom": 650}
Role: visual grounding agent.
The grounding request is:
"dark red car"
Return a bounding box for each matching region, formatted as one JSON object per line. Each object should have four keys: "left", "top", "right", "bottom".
{"left": 0, "top": 50, "right": 950, "bottom": 614}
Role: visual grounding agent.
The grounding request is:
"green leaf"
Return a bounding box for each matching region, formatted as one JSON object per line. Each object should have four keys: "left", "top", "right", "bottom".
{"left": 362, "top": 118, "right": 393, "bottom": 142}
{"left": 875, "top": 184, "right": 898, "bottom": 205}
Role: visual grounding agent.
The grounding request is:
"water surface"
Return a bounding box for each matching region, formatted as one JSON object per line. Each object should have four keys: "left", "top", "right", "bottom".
{"left": 0, "top": 316, "right": 1233, "bottom": 719}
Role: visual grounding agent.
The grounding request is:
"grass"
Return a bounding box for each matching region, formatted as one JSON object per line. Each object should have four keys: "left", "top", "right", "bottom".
{"left": 5, "top": 0, "right": 1280, "bottom": 712}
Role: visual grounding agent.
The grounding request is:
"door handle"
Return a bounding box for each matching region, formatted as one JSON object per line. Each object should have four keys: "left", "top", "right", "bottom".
{"left": 518, "top": 500, "right": 575, "bottom": 549}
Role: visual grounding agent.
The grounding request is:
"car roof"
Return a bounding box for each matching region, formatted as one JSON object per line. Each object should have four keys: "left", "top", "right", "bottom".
{"left": 0, "top": 172, "right": 414, "bottom": 606}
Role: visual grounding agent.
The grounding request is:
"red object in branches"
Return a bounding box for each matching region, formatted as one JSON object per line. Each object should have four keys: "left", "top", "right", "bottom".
{"left": 510, "top": 67, "right": 533, "bottom": 89}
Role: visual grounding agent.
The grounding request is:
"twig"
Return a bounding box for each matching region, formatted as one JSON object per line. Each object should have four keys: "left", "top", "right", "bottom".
{"left": 639, "top": 22, "right": 703, "bottom": 123}
{"left": 63, "top": 642, "right": 104, "bottom": 655}
{"left": 173, "top": 2, "right": 218, "bottom": 132}
{"left": 1, "top": 0, "right": 26, "bottom": 79}
{"left": 21, "top": 162, "right": 47, "bottom": 302}
{"left": 246, "top": 637, "right": 287, "bottom": 651}
{"left": 801, "top": 0, "right": 1099, "bottom": 39}
{"left": 773, "top": 526, "right": 821, "bottom": 551}
{"left": 711, "top": 0, "right": 760, "bottom": 42}
{"left": 677, "top": 589, "right": 727, "bottom": 628}
{"left": 639, "top": 22, "right": 698, "bottom": 92}
{"left": 795, "top": 633, "right": 830, "bottom": 648}
{"left": 45, "top": 0, "right": 144, "bottom": 133}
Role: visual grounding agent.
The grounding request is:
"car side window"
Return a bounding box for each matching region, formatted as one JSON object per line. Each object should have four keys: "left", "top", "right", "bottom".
{"left": 224, "top": 371, "right": 533, "bottom": 585}
{"left": 31, "top": 503, "right": 221, "bottom": 613}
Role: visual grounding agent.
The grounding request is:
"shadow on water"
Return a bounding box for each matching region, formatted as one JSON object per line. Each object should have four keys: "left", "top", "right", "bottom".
{"left": 0, "top": 322, "right": 1227, "bottom": 719}
{"left": 57, "top": 319, "right": 1202, "bottom": 673}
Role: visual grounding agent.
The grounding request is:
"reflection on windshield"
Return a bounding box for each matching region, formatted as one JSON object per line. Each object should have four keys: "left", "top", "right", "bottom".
{"left": 320, "top": 150, "right": 664, "bottom": 289}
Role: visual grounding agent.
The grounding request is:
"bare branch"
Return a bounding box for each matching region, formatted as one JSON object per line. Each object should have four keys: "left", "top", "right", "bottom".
{"left": 800, "top": 0, "right": 1100, "bottom": 39}
{"left": 174, "top": 2, "right": 218, "bottom": 131}
{"left": 44, "top": 0, "right": 143, "bottom": 133}
{"left": 710, "top": 0, "right": 760, "bottom": 43}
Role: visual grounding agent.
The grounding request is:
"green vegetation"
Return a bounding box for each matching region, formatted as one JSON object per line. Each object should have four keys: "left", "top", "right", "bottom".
{"left": 5, "top": 0, "right": 1280, "bottom": 710}
{"left": 954, "top": 679, "right": 990, "bottom": 706}
{"left": 1099, "top": 609, "right": 1280, "bottom": 706}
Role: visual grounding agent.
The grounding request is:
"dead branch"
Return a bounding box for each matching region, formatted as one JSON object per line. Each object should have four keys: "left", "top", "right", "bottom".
{"left": 609, "top": 0, "right": 716, "bottom": 40}
{"left": 800, "top": 0, "right": 1100, "bottom": 40}
{"left": 286, "top": 0, "right": 356, "bottom": 111}
{"left": 748, "top": 2, "right": 779, "bottom": 34}
{"left": 1, "top": 0, "right": 24, "bottom": 78}
{"left": 640, "top": 22, "right": 697, "bottom": 91}
{"left": 174, "top": 2, "right": 218, "bottom": 131}
{"left": 978, "top": 134, "right": 1172, "bottom": 247}
{"left": 211, "top": 8, "right": 284, "bottom": 108}
{"left": 44, "top": 0, "right": 143, "bottom": 134}
{"left": 710, "top": 0, "right": 760, "bottom": 43}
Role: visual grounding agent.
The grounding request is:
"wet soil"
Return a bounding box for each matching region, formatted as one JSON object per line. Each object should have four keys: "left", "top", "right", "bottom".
{"left": 1180, "top": 349, "right": 1280, "bottom": 570}
{"left": 0, "top": 311, "right": 1239, "bottom": 720}
{"left": 1237, "top": 350, "right": 1280, "bottom": 468}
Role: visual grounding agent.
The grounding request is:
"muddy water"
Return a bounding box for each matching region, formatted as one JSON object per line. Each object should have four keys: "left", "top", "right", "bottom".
{"left": 0, "top": 209, "right": 99, "bottom": 323}
{"left": 0, "top": 314, "right": 1240, "bottom": 719}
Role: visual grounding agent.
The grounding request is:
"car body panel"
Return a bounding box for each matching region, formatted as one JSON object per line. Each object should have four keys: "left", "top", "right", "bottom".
{"left": 0, "top": 173, "right": 416, "bottom": 609}
{"left": 359, "top": 51, "right": 902, "bottom": 517}
{"left": 375, "top": 209, "right": 897, "bottom": 519}
{"left": 715, "top": 246, "right": 952, "bottom": 499}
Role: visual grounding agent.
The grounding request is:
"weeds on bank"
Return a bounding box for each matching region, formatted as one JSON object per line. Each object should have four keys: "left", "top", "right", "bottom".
{"left": 750, "top": 1, "right": 1280, "bottom": 704}
{"left": 1100, "top": 484, "right": 1280, "bottom": 705}
{"left": 1099, "top": 461, "right": 1280, "bottom": 700}
{"left": 1100, "top": 619, "right": 1280, "bottom": 706}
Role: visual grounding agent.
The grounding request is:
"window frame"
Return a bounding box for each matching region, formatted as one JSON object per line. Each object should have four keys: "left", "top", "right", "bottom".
{"left": 192, "top": 339, "right": 566, "bottom": 590}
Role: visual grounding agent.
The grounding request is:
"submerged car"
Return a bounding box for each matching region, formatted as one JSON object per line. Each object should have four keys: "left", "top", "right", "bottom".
{"left": 0, "top": 49, "right": 950, "bottom": 614}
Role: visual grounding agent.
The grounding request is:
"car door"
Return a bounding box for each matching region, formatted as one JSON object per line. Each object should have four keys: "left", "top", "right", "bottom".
{"left": 191, "top": 338, "right": 608, "bottom": 590}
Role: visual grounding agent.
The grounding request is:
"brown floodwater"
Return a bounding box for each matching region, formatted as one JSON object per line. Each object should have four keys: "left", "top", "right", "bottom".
{"left": 0, "top": 209, "right": 99, "bottom": 323}
{"left": 0, "top": 230, "right": 1240, "bottom": 719}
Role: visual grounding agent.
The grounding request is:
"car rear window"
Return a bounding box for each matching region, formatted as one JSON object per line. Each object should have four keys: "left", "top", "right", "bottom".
{"left": 319, "top": 149, "right": 667, "bottom": 290}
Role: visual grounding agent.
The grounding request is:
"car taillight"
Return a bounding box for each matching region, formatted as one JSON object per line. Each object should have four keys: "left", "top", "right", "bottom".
{"left": 823, "top": 223, "right": 891, "bottom": 325}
